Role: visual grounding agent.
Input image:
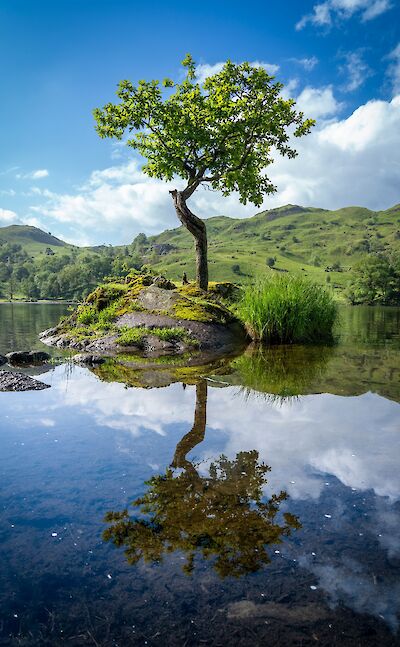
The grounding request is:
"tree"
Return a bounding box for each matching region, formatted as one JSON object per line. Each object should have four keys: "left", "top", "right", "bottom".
{"left": 266, "top": 256, "right": 276, "bottom": 268}
{"left": 103, "top": 381, "right": 301, "bottom": 577}
{"left": 94, "top": 55, "right": 314, "bottom": 290}
{"left": 347, "top": 254, "right": 400, "bottom": 305}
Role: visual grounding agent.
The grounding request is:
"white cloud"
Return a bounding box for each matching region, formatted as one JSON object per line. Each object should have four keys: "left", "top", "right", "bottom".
{"left": 362, "top": 0, "right": 392, "bottom": 19}
{"left": 295, "top": 85, "right": 342, "bottom": 119}
{"left": 387, "top": 42, "right": 400, "bottom": 95}
{"left": 340, "top": 51, "right": 373, "bottom": 91}
{"left": 195, "top": 60, "right": 279, "bottom": 84}
{"left": 291, "top": 56, "right": 319, "bottom": 71}
{"left": 264, "top": 94, "right": 400, "bottom": 211}
{"left": 0, "top": 207, "right": 19, "bottom": 224}
{"left": 26, "top": 93, "right": 400, "bottom": 244}
{"left": 318, "top": 95, "right": 399, "bottom": 150}
{"left": 31, "top": 169, "right": 49, "bottom": 179}
{"left": 16, "top": 168, "right": 49, "bottom": 180}
{"left": 296, "top": 0, "right": 392, "bottom": 30}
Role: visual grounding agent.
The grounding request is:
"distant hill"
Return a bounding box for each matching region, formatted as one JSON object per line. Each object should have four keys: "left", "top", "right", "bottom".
{"left": 145, "top": 203, "right": 400, "bottom": 288}
{"left": 0, "top": 225, "right": 75, "bottom": 258}
{"left": 1, "top": 203, "right": 400, "bottom": 290}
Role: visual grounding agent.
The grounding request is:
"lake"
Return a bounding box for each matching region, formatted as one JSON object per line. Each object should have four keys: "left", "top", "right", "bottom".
{"left": 0, "top": 303, "right": 399, "bottom": 646}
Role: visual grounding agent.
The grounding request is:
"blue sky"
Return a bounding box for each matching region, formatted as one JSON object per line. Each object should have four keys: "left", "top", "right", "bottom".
{"left": 0, "top": 0, "right": 399, "bottom": 245}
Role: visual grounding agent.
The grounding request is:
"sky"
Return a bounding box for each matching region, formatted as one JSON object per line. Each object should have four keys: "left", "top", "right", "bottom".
{"left": 0, "top": 0, "right": 399, "bottom": 245}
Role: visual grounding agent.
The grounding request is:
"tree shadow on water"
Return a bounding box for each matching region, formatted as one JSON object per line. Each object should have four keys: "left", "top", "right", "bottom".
{"left": 102, "top": 380, "right": 301, "bottom": 577}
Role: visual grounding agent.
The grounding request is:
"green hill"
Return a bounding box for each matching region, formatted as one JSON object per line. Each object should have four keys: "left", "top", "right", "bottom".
{"left": 0, "top": 225, "right": 75, "bottom": 257}
{"left": 1, "top": 203, "right": 400, "bottom": 299}
{"left": 144, "top": 203, "right": 400, "bottom": 293}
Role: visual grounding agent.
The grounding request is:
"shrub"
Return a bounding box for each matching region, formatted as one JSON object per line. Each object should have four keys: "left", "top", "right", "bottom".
{"left": 77, "top": 305, "right": 97, "bottom": 324}
{"left": 266, "top": 257, "right": 276, "bottom": 268}
{"left": 118, "top": 327, "right": 147, "bottom": 347}
{"left": 237, "top": 273, "right": 338, "bottom": 344}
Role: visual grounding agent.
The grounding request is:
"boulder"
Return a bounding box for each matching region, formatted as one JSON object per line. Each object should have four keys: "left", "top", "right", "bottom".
{"left": 0, "top": 355, "right": 6, "bottom": 366}
{"left": 71, "top": 353, "right": 106, "bottom": 366}
{"left": 137, "top": 285, "right": 181, "bottom": 312}
{"left": 0, "top": 370, "right": 50, "bottom": 392}
{"left": 6, "top": 350, "right": 51, "bottom": 366}
{"left": 152, "top": 275, "right": 176, "bottom": 290}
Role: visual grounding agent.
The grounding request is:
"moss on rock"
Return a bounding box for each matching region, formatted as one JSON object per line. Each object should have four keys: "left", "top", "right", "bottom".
{"left": 42, "top": 274, "right": 246, "bottom": 358}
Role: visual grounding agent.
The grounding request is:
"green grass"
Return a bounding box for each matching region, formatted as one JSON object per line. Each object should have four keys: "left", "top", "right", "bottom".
{"left": 77, "top": 304, "right": 97, "bottom": 324}
{"left": 3, "top": 203, "right": 400, "bottom": 298}
{"left": 237, "top": 273, "right": 338, "bottom": 343}
{"left": 117, "top": 326, "right": 188, "bottom": 347}
{"left": 145, "top": 203, "right": 400, "bottom": 296}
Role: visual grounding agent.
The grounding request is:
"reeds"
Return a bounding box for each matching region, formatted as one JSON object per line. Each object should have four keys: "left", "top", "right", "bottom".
{"left": 237, "top": 273, "right": 338, "bottom": 343}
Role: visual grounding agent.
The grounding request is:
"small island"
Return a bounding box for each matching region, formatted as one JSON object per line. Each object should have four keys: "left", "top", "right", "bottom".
{"left": 39, "top": 272, "right": 247, "bottom": 363}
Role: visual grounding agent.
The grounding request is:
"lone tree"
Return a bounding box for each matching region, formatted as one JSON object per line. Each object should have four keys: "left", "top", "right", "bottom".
{"left": 94, "top": 55, "right": 314, "bottom": 290}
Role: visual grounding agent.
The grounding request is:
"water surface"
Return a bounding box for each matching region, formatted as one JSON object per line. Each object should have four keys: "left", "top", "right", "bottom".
{"left": 0, "top": 304, "right": 399, "bottom": 646}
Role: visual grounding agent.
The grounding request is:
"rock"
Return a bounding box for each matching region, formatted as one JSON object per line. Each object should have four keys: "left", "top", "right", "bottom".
{"left": 152, "top": 275, "right": 176, "bottom": 290}
{"left": 145, "top": 335, "right": 176, "bottom": 353}
{"left": 137, "top": 285, "right": 181, "bottom": 312}
{"left": 0, "top": 355, "right": 6, "bottom": 366}
{"left": 6, "top": 350, "right": 51, "bottom": 366}
{"left": 0, "top": 370, "right": 50, "bottom": 392}
{"left": 116, "top": 312, "right": 246, "bottom": 353}
{"left": 71, "top": 353, "right": 106, "bottom": 366}
{"left": 6, "top": 351, "right": 31, "bottom": 364}
{"left": 30, "top": 351, "right": 51, "bottom": 363}
{"left": 39, "top": 326, "right": 59, "bottom": 339}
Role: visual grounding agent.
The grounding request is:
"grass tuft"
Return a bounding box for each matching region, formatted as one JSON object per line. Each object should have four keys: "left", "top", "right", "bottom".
{"left": 117, "top": 326, "right": 189, "bottom": 348}
{"left": 237, "top": 273, "right": 338, "bottom": 344}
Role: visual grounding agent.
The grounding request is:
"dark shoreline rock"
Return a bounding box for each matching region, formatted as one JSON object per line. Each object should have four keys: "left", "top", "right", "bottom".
{"left": 0, "top": 355, "right": 6, "bottom": 366}
{"left": 0, "top": 370, "right": 51, "bottom": 392}
{"left": 6, "top": 350, "right": 51, "bottom": 366}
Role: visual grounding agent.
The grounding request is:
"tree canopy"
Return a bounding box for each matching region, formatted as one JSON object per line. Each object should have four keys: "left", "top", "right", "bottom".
{"left": 94, "top": 55, "right": 314, "bottom": 288}
{"left": 347, "top": 253, "right": 400, "bottom": 305}
{"left": 94, "top": 55, "right": 314, "bottom": 207}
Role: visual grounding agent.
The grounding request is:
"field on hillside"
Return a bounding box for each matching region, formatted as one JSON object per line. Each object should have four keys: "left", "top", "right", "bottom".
{"left": 1, "top": 204, "right": 400, "bottom": 300}
{"left": 146, "top": 204, "right": 400, "bottom": 295}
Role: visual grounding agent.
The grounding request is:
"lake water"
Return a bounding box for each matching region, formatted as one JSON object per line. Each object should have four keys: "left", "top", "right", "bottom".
{"left": 0, "top": 304, "right": 399, "bottom": 646}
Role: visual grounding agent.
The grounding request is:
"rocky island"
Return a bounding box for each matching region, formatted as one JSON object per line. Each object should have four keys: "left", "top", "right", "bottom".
{"left": 40, "top": 273, "right": 247, "bottom": 366}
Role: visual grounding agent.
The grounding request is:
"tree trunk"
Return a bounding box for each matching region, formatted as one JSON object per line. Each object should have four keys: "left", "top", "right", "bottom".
{"left": 171, "top": 380, "right": 207, "bottom": 474}
{"left": 170, "top": 189, "right": 208, "bottom": 290}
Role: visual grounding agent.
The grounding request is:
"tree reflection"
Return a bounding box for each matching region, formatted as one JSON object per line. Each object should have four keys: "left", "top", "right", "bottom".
{"left": 103, "top": 381, "right": 301, "bottom": 577}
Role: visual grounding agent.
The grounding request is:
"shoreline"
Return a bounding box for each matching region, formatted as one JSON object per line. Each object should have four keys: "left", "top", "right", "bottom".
{"left": 0, "top": 300, "right": 76, "bottom": 305}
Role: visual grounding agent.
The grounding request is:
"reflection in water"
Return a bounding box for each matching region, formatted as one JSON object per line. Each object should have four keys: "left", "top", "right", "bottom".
{"left": 231, "top": 343, "right": 334, "bottom": 398}
{"left": 103, "top": 381, "right": 301, "bottom": 577}
{"left": 225, "top": 319, "right": 400, "bottom": 403}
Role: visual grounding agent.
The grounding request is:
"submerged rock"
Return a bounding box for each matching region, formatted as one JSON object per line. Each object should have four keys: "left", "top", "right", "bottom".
{"left": 0, "top": 370, "right": 50, "bottom": 392}
{"left": 71, "top": 353, "right": 106, "bottom": 366}
{"left": 6, "top": 350, "right": 51, "bottom": 366}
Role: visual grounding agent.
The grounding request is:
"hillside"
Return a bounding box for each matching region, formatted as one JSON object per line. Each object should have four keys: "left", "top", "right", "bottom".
{"left": 1, "top": 203, "right": 400, "bottom": 299}
{"left": 0, "top": 225, "right": 75, "bottom": 258}
{"left": 145, "top": 203, "right": 400, "bottom": 291}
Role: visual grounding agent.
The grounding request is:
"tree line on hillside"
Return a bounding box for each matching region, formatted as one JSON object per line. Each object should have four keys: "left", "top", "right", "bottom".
{"left": 0, "top": 238, "right": 146, "bottom": 301}
{"left": 1, "top": 236, "right": 399, "bottom": 305}
{"left": 347, "top": 253, "right": 400, "bottom": 306}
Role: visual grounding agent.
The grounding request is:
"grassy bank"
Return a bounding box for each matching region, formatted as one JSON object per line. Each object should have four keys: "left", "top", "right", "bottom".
{"left": 237, "top": 273, "right": 338, "bottom": 343}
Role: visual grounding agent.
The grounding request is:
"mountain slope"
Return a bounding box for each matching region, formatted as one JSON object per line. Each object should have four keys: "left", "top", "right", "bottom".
{"left": 146, "top": 204, "right": 400, "bottom": 288}
{"left": 0, "top": 225, "right": 75, "bottom": 257}
{"left": 1, "top": 204, "right": 399, "bottom": 292}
